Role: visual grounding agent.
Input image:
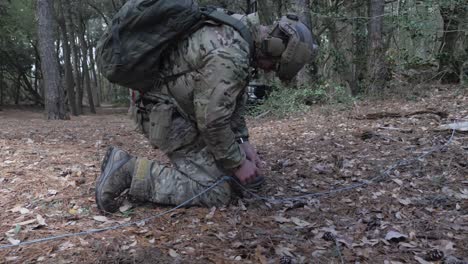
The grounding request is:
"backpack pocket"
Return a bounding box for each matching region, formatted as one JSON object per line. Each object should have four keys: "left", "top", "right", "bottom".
{"left": 148, "top": 102, "right": 175, "bottom": 150}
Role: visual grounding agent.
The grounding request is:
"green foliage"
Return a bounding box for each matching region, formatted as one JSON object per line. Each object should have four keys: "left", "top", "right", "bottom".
{"left": 111, "top": 88, "right": 131, "bottom": 107}
{"left": 249, "top": 81, "right": 355, "bottom": 117}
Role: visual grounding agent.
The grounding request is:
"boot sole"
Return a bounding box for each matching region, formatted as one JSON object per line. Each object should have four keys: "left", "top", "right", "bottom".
{"left": 95, "top": 146, "right": 131, "bottom": 213}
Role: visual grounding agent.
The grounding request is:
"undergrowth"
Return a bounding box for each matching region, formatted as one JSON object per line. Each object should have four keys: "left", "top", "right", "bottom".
{"left": 248, "top": 81, "right": 356, "bottom": 117}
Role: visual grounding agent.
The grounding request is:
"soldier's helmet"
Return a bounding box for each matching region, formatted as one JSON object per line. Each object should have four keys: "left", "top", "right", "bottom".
{"left": 261, "top": 14, "right": 318, "bottom": 81}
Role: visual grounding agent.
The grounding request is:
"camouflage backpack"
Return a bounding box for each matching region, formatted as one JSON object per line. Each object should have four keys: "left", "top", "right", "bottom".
{"left": 96, "top": 0, "right": 254, "bottom": 93}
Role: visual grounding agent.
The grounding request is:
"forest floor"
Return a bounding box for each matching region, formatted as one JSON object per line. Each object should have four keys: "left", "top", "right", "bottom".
{"left": 0, "top": 84, "right": 467, "bottom": 264}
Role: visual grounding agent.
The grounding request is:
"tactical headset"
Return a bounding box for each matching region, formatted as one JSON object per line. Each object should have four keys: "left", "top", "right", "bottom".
{"left": 261, "top": 14, "right": 316, "bottom": 81}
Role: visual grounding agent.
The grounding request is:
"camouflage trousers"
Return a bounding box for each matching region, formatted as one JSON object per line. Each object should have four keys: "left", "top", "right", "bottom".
{"left": 129, "top": 108, "right": 234, "bottom": 207}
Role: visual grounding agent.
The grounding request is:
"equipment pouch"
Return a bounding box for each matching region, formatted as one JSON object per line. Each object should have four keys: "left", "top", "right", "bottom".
{"left": 148, "top": 102, "right": 175, "bottom": 150}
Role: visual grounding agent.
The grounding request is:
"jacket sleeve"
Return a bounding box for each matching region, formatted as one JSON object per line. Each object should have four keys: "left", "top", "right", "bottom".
{"left": 231, "top": 92, "right": 250, "bottom": 139}
{"left": 193, "top": 47, "right": 250, "bottom": 171}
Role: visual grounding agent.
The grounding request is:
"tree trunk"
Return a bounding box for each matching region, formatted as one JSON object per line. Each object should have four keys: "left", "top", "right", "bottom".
{"left": 37, "top": 0, "right": 69, "bottom": 119}
{"left": 438, "top": 5, "right": 463, "bottom": 84}
{"left": 293, "top": 0, "right": 317, "bottom": 87}
{"left": 64, "top": 0, "right": 83, "bottom": 115}
{"left": 366, "top": 0, "right": 387, "bottom": 93}
{"left": 246, "top": 0, "right": 255, "bottom": 14}
{"left": 88, "top": 32, "right": 101, "bottom": 107}
{"left": 0, "top": 68, "right": 3, "bottom": 108}
{"left": 15, "top": 75, "right": 20, "bottom": 105}
{"left": 352, "top": 0, "right": 368, "bottom": 95}
{"left": 78, "top": 13, "right": 96, "bottom": 114}
{"left": 257, "top": 0, "right": 275, "bottom": 24}
{"left": 90, "top": 48, "right": 101, "bottom": 107}
{"left": 57, "top": 0, "right": 77, "bottom": 116}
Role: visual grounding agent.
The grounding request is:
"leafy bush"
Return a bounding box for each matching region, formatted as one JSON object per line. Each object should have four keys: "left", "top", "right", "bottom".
{"left": 248, "top": 81, "right": 355, "bottom": 117}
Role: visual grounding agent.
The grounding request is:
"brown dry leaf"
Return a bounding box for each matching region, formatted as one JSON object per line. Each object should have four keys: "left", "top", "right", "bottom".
{"left": 275, "top": 245, "right": 295, "bottom": 257}
{"left": 93, "top": 216, "right": 110, "bottom": 222}
{"left": 205, "top": 207, "right": 216, "bottom": 220}
{"left": 59, "top": 241, "right": 75, "bottom": 251}
{"left": 255, "top": 246, "right": 268, "bottom": 264}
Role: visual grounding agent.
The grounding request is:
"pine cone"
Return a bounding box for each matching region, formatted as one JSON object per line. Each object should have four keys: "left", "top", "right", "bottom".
{"left": 424, "top": 249, "right": 444, "bottom": 261}
{"left": 322, "top": 231, "right": 336, "bottom": 242}
{"left": 280, "top": 255, "right": 292, "bottom": 264}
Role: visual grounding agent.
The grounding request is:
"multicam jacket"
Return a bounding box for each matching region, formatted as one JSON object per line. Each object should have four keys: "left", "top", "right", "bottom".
{"left": 145, "top": 21, "right": 251, "bottom": 171}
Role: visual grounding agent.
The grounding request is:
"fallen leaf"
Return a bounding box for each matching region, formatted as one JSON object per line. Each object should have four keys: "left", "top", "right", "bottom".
{"left": 48, "top": 190, "right": 58, "bottom": 196}
{"left": 19, "top": 208, "right": 30, "bottom": 214}
{"left": 275, "top": 245, "right": 295, "bottom": 257}
{"left": 119, "top": 200, "right": 133, "bottom": 213}
{"left": 398, "top": 198, "right": 412, "bottom": 206}
{"left": 414, "top": 256, "right": 432, "bottom": 264}
{"left": 184, "top": 247, "right": 195, "bottom": 255}
{"left": 93, "top": 216, "right": 110, "bottom": 222}
{"left": 385, "top": 231, "right": 408, "bottom": 242}
{"left": 36, "top": 215, "right": 47, "bottom": 226}
{"left": 59, "top": 241, "right": 74, "bottom": 251}
{"left": 205, "top": 207, "right": 216, "bottom": 220}
{"left": 15, "top": 219, "right": 36, "bottom": 226}
{"left": 273, "top": 216, "right": 291, "bottom": 223}
{"left": 7, "top": 238, "right": 20, "bottom": 245}
{"left": 255, "top": 246, "right": 268, "bottom": 264}
{"left": 291, "top": 217, "right": 313, "bottom": 228}
{"left": 393, "top": 179, "right": 403, "bottom": 186}
{"left": 169, "top": 249, "right": 180, "bottom": 258}
{"left": 69, "top": 209, "right": 78, "bottom": 215}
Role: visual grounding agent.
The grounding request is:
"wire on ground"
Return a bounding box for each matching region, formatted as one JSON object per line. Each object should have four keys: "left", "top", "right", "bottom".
{"left": 0, "top": 130, "right": 456, "bottom": 250}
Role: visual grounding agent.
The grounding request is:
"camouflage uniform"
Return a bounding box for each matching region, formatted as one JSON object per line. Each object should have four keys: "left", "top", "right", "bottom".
{"left": 130, "top": 21, "right": 251, "bottom": 206}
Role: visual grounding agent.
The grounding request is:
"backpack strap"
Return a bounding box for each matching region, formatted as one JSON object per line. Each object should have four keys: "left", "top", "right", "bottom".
{"left": 200, "top": 8, "right": 255, "bottom": 62}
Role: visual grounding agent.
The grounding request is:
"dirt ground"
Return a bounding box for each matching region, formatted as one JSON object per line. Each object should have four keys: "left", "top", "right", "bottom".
{"left": 0, "top": 85, "right": 467, "bottom": 264}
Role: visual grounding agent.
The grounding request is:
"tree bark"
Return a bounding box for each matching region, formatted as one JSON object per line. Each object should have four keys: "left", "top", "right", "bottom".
{"left": 57, "top": 0, "right": 78, "bottom": 116}
{"left": 366, "top": 0, "right": 387, "bottom": 93}
{"left": 0, "top": 68, "right": 3, "bottom": 107}
{"left": 438, "top": 4, "right": 463, "bottom": 84}
{"left": 88, "top": 44, "right": 101, "bottom": 107}
{"left": 64, "top": 1, "right": 84, "bottom": 114}
{"left": 257, "top": 0, "right": 275, "bottom": 24}
{"left": 352, "top": 0, "right": 368, "bottom": 95}
{"left": 293, "top": 0, "right": 318, "bottom": 87}
{"left": 37, "top": 0, "right": 69, "bottom": 119}
{"left": 77, "top": 13, "right": 96, "bottom": 114}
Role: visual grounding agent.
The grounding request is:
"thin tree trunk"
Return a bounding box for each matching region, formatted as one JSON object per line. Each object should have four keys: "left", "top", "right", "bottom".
{"left": 293, "top": 0, "right": 318, "bottom": 87}
{"left": 257, "top": 0, "right": 275, "bottom": 24}
{"left": 438, "top": 5, "right": 463, "bottom": 84}
{"left": 64, "top": 0, "right": 83, "bottom": 115}
{"left": 0, "top": 68, "right": 3, "bottom": 107}
{"left": 77, "top": 13, "right": 96, "bottom": 114}
{"left": 352, "top": 0, "right": 367, "bottom": 95}
{"left": 89, "top": 46, "right": 101, "bottom": 107}
{"left": 37, "top": 0, "right": 69, "bottom": 119}
{"left": 366, "top": 0, "right": 387, "bottom": 93}
{"left": 57, "top": 0, "right": 77, "bottom": 116}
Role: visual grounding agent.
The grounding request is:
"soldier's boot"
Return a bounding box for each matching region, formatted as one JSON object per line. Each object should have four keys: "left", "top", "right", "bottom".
{"left": 96, "top": 146, "right": 136, "bottom": 213}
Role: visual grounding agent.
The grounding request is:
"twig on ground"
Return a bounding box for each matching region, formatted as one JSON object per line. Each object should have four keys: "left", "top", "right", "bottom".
{"left": 255, "top": 110, "right": 271, "bottom": 119}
